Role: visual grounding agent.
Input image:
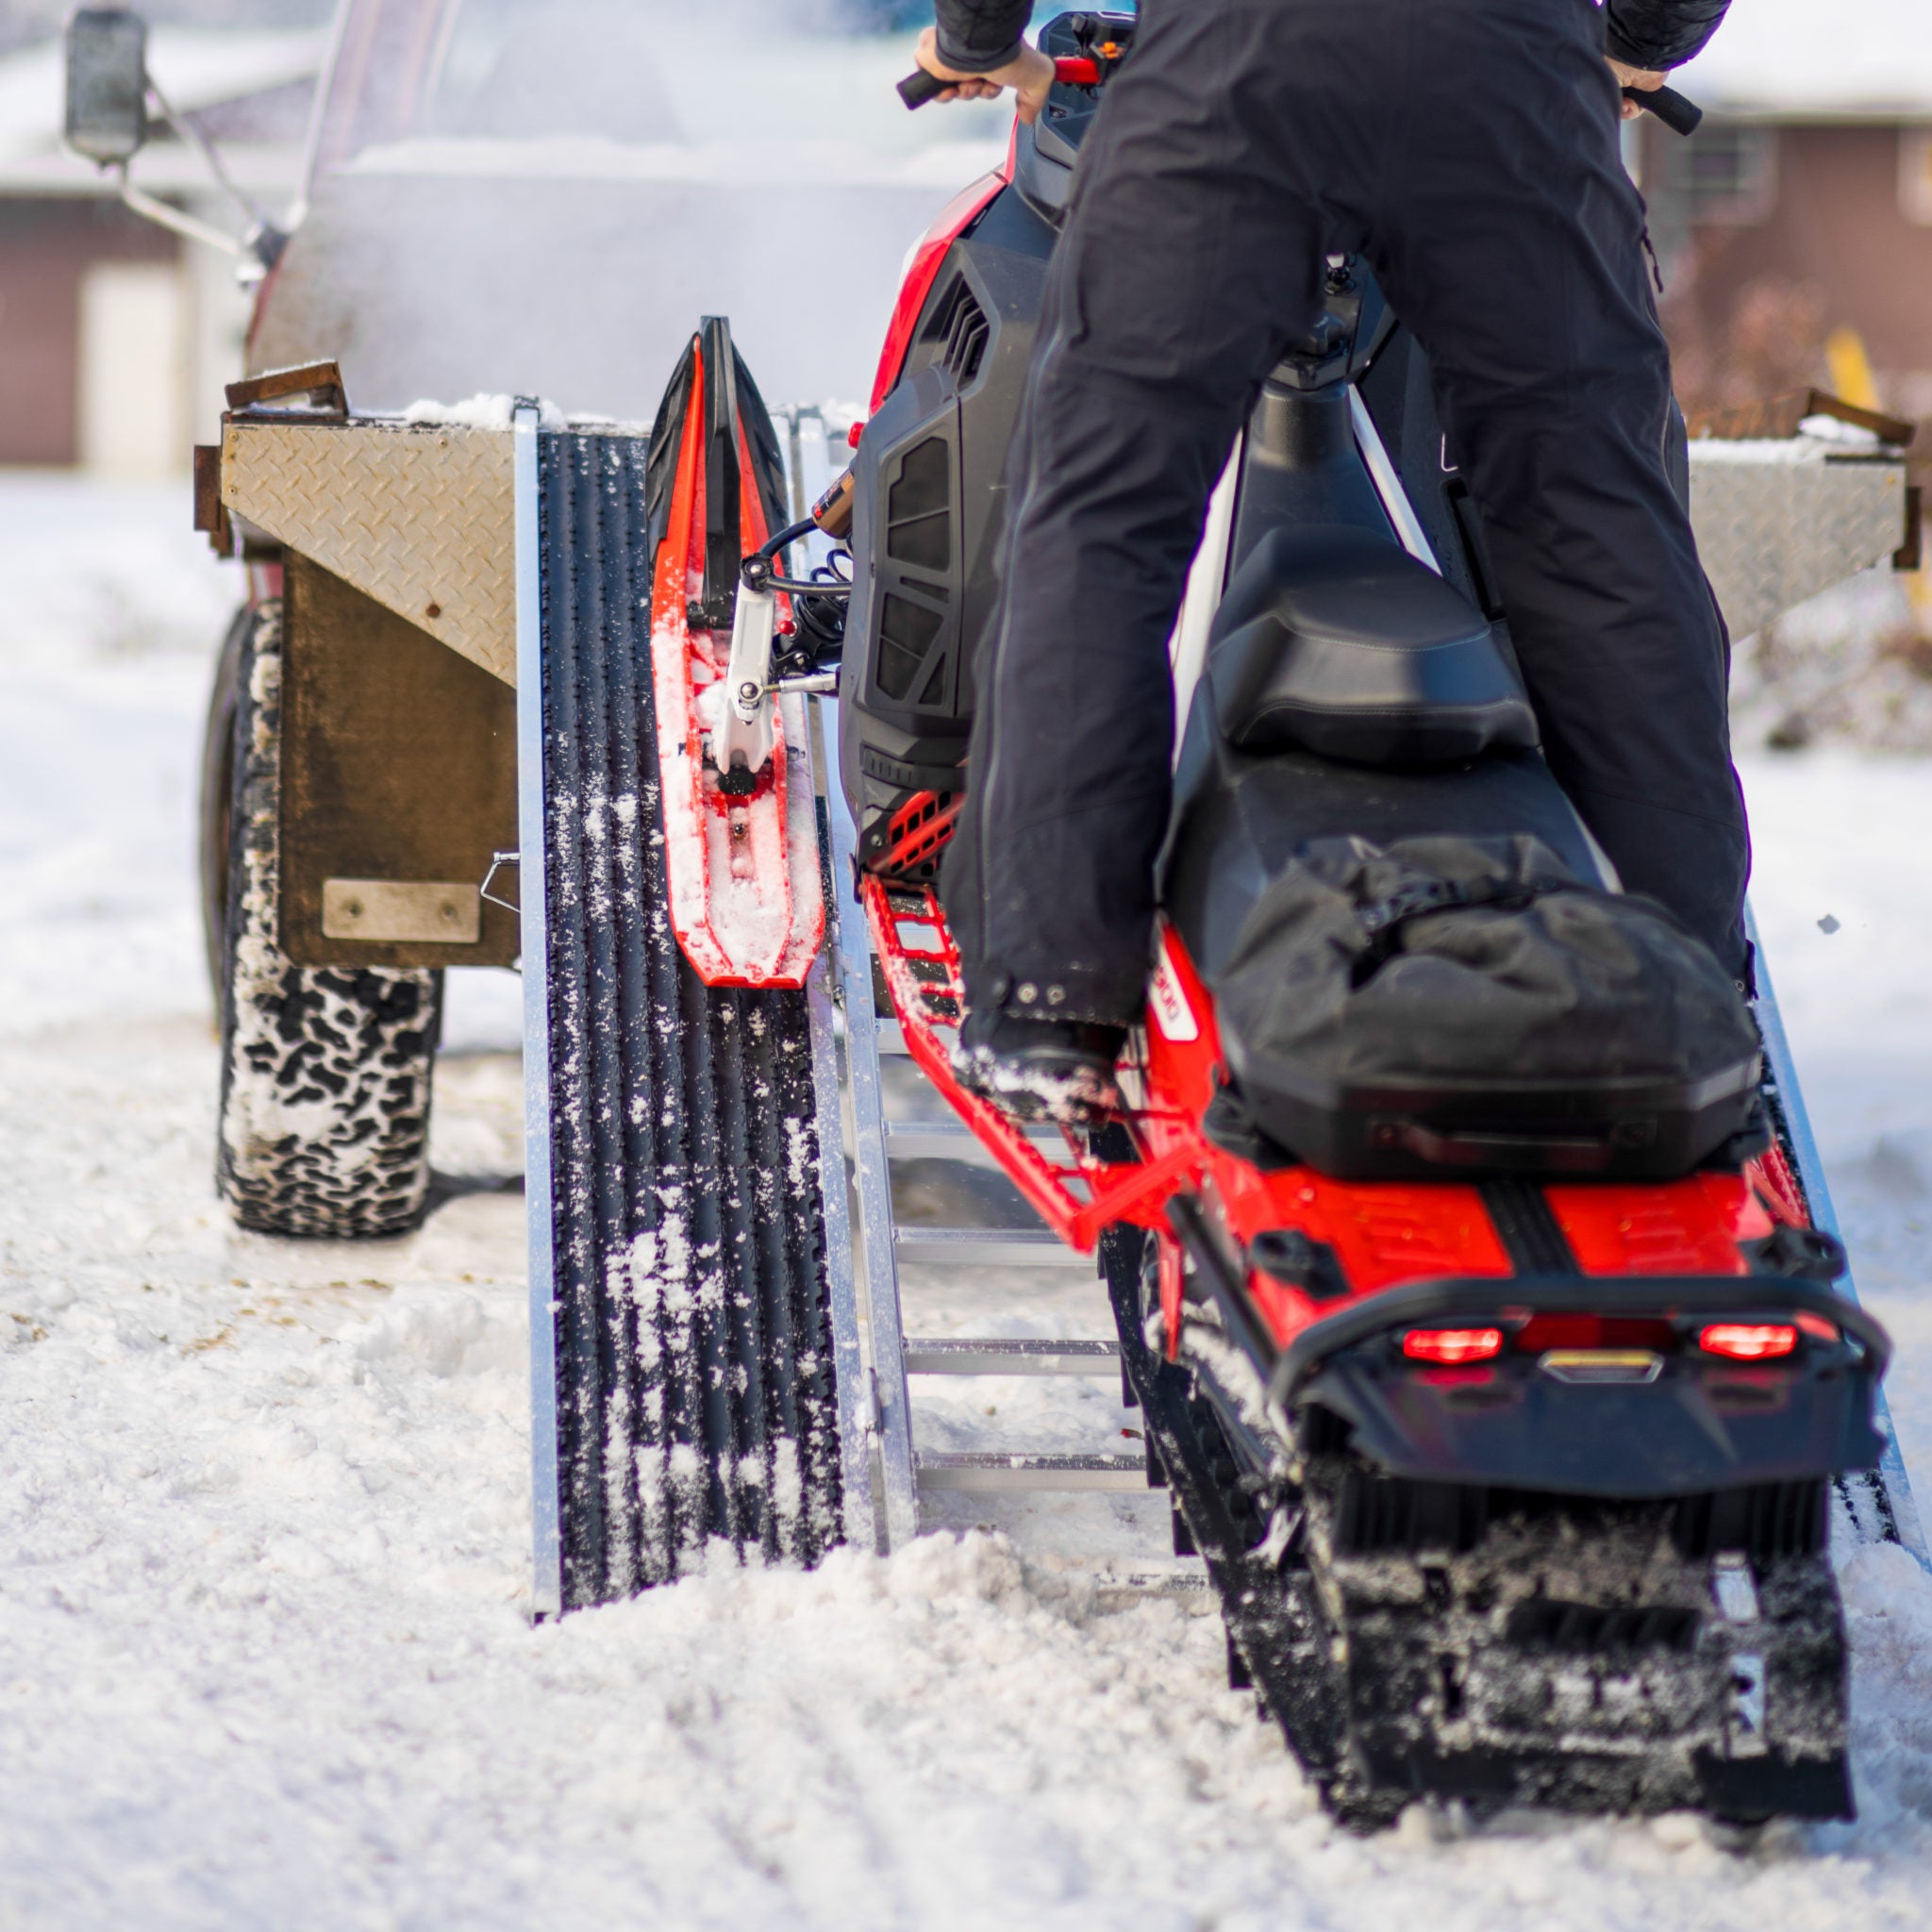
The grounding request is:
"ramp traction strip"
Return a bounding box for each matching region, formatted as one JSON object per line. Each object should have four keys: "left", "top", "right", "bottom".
{"left": 528, "top": 428, "right": 841, "bottom": 1608}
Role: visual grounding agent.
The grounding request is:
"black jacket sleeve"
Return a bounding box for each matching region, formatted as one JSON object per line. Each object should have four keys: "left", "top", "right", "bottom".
{"left": 933, "top": 0, "right": 1035, "bottom": 75}
{"left": 1604, "top": 0, "right": 1731, "bottom": 71}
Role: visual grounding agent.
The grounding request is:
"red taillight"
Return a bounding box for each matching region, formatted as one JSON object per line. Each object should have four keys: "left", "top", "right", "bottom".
{"left": 1512, "top": 1314, "right": 1675, "bottom": 1354}
{"left": 1699, "top": 1323, "right": 1799, "bottom": 1361}
{"left": 1402, "top": 1326, "right": 1505, "bottom": 1365}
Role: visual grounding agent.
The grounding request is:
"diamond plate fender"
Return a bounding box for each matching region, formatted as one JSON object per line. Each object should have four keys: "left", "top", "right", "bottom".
{"left": 221, "top": 419, "right": 516, "bottom": 685}
{"left": 1690, "top": 446, "right": 1910, "bottom": 641}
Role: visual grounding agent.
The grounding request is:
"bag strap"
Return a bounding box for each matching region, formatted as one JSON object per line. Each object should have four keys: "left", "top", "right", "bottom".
{"left": 1348, "top": 874, "right": 1579, "bottom": 985}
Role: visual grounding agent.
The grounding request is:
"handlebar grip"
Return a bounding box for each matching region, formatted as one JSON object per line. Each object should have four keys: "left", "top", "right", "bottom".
{"left": 897, "top": 66, "right": 948, "bottom": 110}
{"left": 1626, "top": 82, "right": 1702, "bottom": 136}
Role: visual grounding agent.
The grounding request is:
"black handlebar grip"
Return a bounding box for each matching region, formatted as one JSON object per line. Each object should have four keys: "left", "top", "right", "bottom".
{"left": 897, "top": 66, "right": 948, "bottom": 109}
{"left": 1626, "top": 82, "right": 1703, "bottom": 136}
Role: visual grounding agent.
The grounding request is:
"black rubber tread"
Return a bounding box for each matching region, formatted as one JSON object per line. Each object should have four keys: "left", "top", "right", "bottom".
{"left": 197, "top": 603, "right": 250, "bottom": 1000}
{"left": 1102, "top": 1213, "right": 1854, "bottom": 1827}
{"left": 214, "top": 599, "right": 442, "bottom": 1238}
{"left": 1099, "top": 1223, "right": 1347, "bottom": 1791}
{"left": 537, "top": 430, "right": 841, "bottom": 1607}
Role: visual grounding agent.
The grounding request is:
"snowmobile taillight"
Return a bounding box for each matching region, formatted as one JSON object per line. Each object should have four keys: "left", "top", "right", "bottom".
{"left": 1510, "top": 1313, "right": 1675, "bottom": 1355}
{"left": 1699, "top": 1322, "right": 1800, "bottom": 1362}
{"left": 1401, "top": 1326, "right": 1504, "bottom": 1365}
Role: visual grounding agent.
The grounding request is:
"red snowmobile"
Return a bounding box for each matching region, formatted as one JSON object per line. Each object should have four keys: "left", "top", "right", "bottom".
{"left": 819, "top": 12, "right": 1893, "bottom": 1825}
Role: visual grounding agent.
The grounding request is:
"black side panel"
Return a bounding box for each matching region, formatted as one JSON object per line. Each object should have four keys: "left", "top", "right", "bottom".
{"left": 1357, "top": 326, "right": 1540, "bottom": 671}
{"left": 539, "top": 429, "right": 841, "bottom": 1607}
{"left": 1357, "top": 328, "right": 1485, "bottom": 612}
{"left": 839, "top": 185, "right": 1059, "bottom": 871}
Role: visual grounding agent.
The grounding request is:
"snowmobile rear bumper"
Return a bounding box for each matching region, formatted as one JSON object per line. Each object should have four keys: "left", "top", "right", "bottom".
{"left": 1284, "top": 1272, "right": 1890, "bottom": 1499}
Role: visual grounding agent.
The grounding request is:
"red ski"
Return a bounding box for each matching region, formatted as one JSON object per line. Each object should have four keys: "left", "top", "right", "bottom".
{"left": 647, "top": 319, "right": 822, "bottom": 989}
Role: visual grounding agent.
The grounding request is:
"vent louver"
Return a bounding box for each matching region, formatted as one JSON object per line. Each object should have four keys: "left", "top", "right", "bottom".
{"left": 925, "top": 277, "right": 991, "bottom": 391}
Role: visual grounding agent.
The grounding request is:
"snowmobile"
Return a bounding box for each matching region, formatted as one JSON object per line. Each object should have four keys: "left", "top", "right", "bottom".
{"left": 813, "top": 12, "right": 1895, "bottom": 1825}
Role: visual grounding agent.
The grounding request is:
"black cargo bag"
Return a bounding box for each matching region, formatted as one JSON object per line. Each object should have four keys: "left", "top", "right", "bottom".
{"left": 1209, "top": 835, "right": 1762, "bottom": 1180}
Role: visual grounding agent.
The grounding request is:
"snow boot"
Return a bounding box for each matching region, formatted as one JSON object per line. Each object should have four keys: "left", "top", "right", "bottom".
{"left": 955, "top": 1010, "right": 1124, "bottom": 1124}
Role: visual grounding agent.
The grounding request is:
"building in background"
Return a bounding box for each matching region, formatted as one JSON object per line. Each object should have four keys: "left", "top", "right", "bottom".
{"left": 1652, "top": 1, "right": 1932, "bottom": 425}
{"left": 0, "top": 25, "right": 320, "bottom": 475}
{"left": 2, "top": 4, "right": 1925, "bottom": 482}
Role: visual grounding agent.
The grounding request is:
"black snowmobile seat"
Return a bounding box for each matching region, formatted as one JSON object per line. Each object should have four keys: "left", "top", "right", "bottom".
{"left": 1160, "top": 531, "right": 1757, "bottom": 1182}
{"left": 1206, "top": 525, "right": 1539, "bottom": 768}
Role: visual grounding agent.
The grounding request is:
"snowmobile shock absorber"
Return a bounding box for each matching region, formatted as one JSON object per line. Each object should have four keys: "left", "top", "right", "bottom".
{"left": 810, "top": 468, "right": 855, "bottom": 542}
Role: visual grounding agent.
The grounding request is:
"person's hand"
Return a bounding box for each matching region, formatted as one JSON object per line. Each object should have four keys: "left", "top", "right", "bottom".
{"left": 1608, "top": 57, "right": 1669, "bottom": 120}
{"left": 913, "top": 25, "right": 1057, "bottom": 125}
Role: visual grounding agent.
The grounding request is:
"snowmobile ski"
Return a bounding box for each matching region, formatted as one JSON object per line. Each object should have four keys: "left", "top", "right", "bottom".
{"left": 646, "top": 318, "right": 823, "bottom": 989}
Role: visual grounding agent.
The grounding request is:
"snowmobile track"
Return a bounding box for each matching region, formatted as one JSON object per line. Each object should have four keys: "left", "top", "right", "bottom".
{"left": 522, "top": 426, "right": 842, "bottom": 1611}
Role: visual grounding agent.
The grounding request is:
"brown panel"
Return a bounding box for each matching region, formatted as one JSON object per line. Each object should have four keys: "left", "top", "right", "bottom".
{"left": 280, "top": 552, "right": 518, "bottom": 968}
{"left": 0, "top": 198, "right": 176, "bottom": 467}
{"left": 1660, "top": 125, "right": 1932, "bottom": 407}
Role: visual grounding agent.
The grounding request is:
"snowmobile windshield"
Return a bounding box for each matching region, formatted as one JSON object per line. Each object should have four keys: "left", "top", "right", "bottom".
{"left": 308, "top": 0, "right": 1011, "bottom": 180}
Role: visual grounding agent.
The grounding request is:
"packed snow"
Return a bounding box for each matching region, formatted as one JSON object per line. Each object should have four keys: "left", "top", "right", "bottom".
{"left": 401, "top": 395, "right": 565, "bottom": 432}
{"left": 2, "top": 473, "right": 1931, "bottom": 1926}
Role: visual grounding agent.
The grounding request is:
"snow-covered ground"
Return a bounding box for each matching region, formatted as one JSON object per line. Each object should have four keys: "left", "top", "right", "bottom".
{"left": 2, "top": 474, "right": 1930, "bottom": 1927}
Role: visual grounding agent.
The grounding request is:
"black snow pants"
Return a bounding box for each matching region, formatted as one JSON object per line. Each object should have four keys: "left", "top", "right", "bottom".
{"left": 944, "top": 0, "right": 1750, "bottom": 1027}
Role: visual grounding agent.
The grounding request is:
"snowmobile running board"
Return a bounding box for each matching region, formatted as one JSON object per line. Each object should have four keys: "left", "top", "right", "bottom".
{"left": 1745, "top": 905, "right": 1927, "bottom": 1567}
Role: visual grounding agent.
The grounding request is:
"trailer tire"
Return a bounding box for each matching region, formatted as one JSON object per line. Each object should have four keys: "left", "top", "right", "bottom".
{"left": 198, "top": 604, "right": 251, "bottom": 999}
{"left": 215, "top": 598, "right": 442, "bottom": 1239}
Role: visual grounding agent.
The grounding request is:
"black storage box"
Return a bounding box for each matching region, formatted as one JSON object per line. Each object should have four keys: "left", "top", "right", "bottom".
{"left": 1210, "top": 834, "right": 1762, "bottom": 1181}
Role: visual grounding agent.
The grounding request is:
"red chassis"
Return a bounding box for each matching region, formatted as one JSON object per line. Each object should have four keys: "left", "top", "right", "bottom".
{"left": 864, "top": 876, "right": 1819, "bottom": 1366}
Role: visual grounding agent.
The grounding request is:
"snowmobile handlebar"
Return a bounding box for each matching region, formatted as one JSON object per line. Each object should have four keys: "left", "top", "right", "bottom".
{"left": 898, "top": 59, "right": 1701, "bottom": 136}
{"left": 897, "top": 55, "right": 1105, "bottom": 110}
{"left": 1624, "top": 82, "right": 1702, "bottom": 135}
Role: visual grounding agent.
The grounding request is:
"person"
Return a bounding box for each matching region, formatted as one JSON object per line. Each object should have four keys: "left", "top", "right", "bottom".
{"left": 911, "top": 0, "right": 1750, "bottom": 1122}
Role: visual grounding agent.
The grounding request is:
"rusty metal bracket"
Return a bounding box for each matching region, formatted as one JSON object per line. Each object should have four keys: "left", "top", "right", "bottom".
{"left": 1689, "top": 387, "right": 1916, "bottom": 450}
{"left": 225, "top": 359, "right": 350, "bottom": 418}
{"left": 192, "top": 442, "right": 231, "bottom": 557}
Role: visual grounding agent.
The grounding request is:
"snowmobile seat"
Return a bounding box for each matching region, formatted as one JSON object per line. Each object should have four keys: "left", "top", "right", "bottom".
{"left": 1160, "top": 733, "right": 1610, "bottom": 984}
{"left": 1162, "top": 521, "right": 1612, "bottom": 984}
{"left": 1158, "top": 531, "right": 1759, "bottom": 1182}
{"left": 1205, "top": 525, "right": 1539, "bottom": 768}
